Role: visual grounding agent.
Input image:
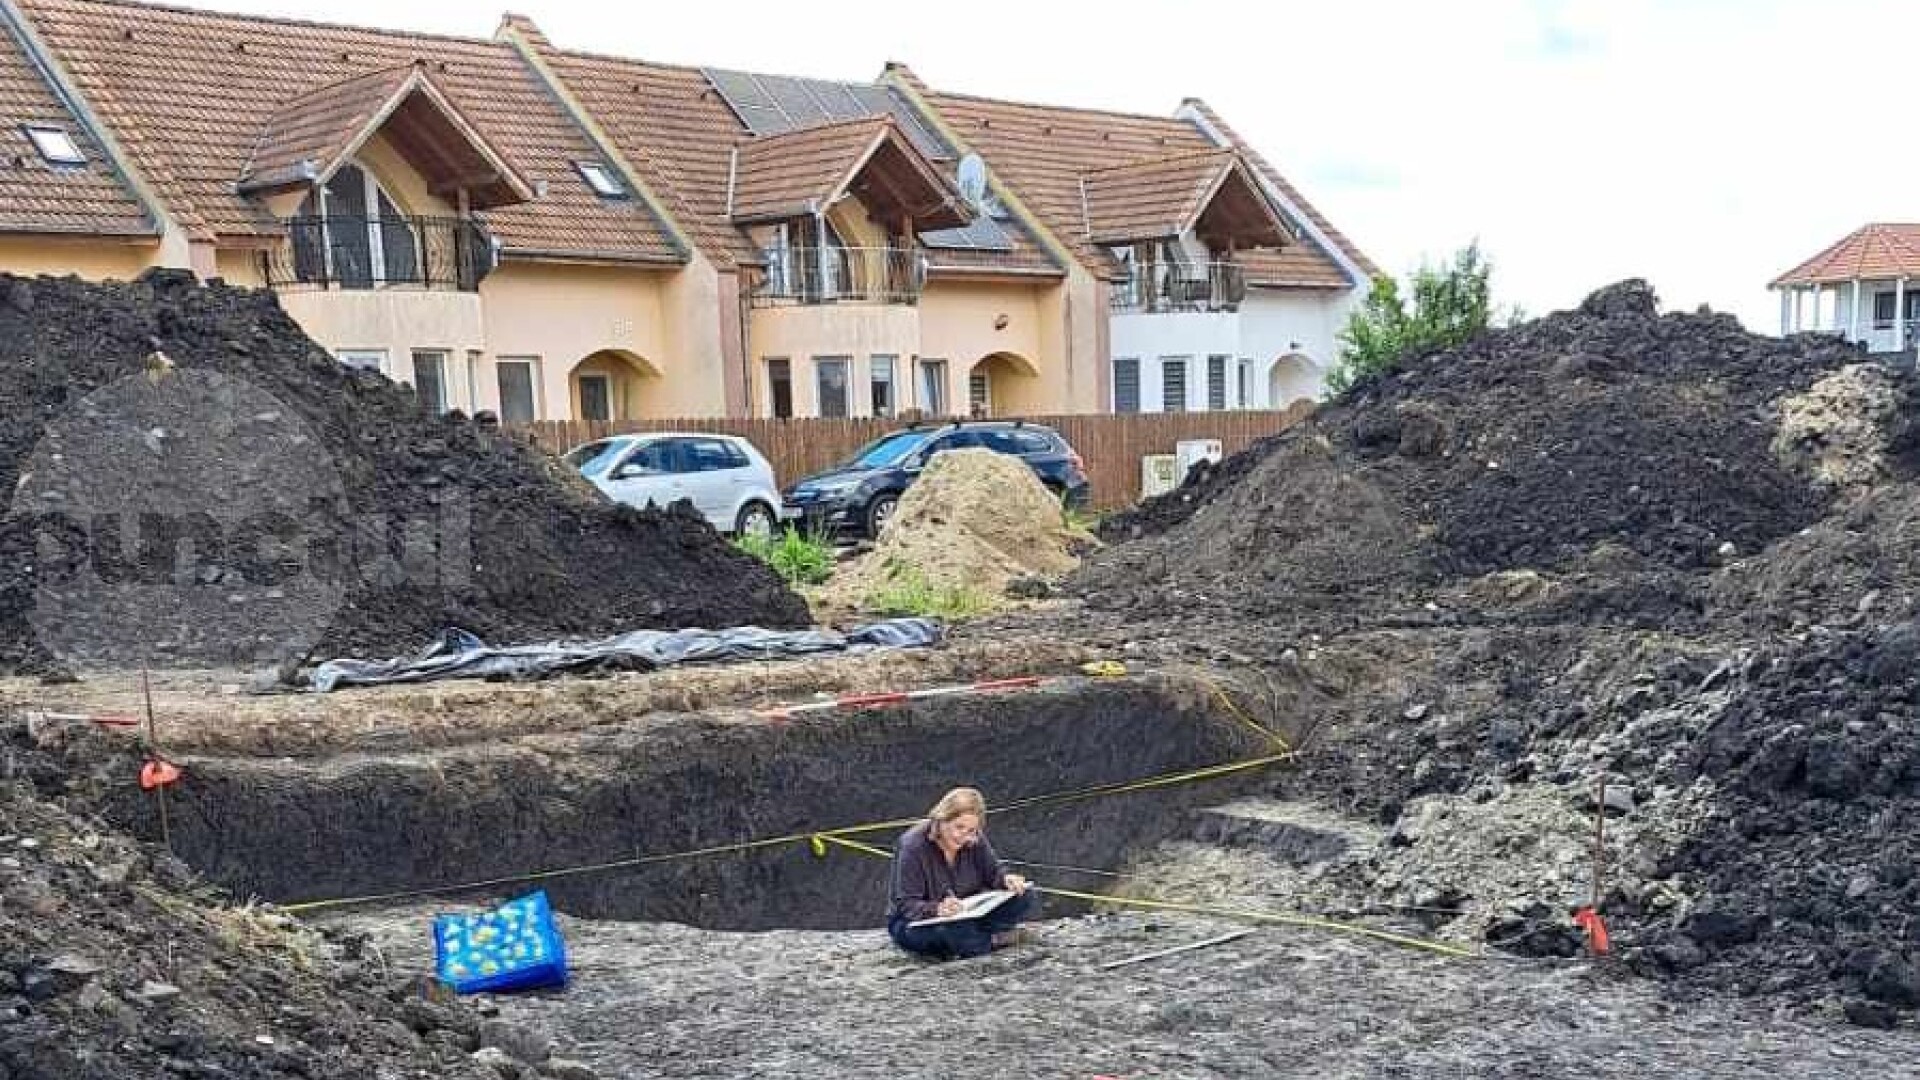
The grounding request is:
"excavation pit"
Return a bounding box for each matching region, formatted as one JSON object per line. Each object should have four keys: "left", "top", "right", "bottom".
{"left": 137, "top": 675, "right": 1276, "bottom": 931}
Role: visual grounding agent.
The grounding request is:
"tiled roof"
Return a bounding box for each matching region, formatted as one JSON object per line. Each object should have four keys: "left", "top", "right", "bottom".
{"left": 0, "top": 8, "right": 151, "bottom": 235}
{"left": 1177, "top": 97, "right": 1380, "bottom": 283}
{"left": 240, "top": 61, "right": 533, "bottom": 209}
{"left": 1772, "top": 224, "right": 1920, "bottom": 287}
{"left": 537, "top": 47, "right": 1060, "bottom": 277}
{"left": 535, "top": 48, "right": 766, "bottom": 268}
{"left": 1081, "top": 148, "right": 1286, "bottom": 248}
{"left": 241, "top": 64, "right": 417, "bottom": 191}
{"left": 13, "top": 0, "right": 680, "bottom": 261}
{"left": 917, "top": 82, "right": 1369, "bottom": 288}
{"left": 729, "top": 116, "right": 966, "bottom": 228}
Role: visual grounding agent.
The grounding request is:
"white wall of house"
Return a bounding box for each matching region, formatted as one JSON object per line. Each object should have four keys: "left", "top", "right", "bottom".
{"left": 1105, "top": 285, "right": 1361, "bottom": 410}
{"left": 1781, "top": 278, "right": 1918, "bottom": 353}
{"left": 1237, "top": 287, "right": 1356, "bottom": 407}
{"left": 1108, "top": 310, "right": 1240, "bottom": 412}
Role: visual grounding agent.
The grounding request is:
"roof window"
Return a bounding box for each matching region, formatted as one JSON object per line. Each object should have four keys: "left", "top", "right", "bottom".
{"left": 575, "top": 161, "right": 627, "bottom": 199}
{"left": 25, "top": 125, "right": 84, "bottom": 166}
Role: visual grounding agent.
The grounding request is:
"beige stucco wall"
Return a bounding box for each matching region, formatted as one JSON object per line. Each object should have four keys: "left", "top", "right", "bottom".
{"left": 1030, "top": 269, "right": 1104, "bottom": 414}
{"left": 657, "top": 253, "right": 729, "bottom": 416}
{"left": 0, "top": 235, "right": 158, "bottom": 281}
{"left": 278, "top": 287, "right": 486, "bottom": 390}
{"left": 213, "top": 248, "right": 268, "bottom": 288}
{"left": 748, "top": 302, "right": 920, "bottom": 417}
{"left": 479, "top": 260, "right": 679, "bottom": 418}
{"left": 919, "top": 277, "right": 1050, "bottom": 413}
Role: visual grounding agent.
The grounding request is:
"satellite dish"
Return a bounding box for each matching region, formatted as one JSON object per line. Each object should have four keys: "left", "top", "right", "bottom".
{"left": 956, "top": 153, "right": 989, "bottom": 208}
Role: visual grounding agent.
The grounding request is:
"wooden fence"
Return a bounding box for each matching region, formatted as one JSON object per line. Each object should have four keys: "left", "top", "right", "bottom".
{"left": 517, "top": 403, "right": 1313, "bottom": 511}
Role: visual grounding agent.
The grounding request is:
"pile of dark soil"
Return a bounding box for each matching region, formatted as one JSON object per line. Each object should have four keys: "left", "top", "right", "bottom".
{"left": 1083, "top": 281, "right": 1855, "bottom": 612}
{"left": 0, "top": 271, "right": 807, "bottom": 674}
{"left": 0, "top": 719, "right": 496, "bottom": 1079}
{"left": 1638, "top": 623, "right": 1920, "bottom": 1025}
{"left": 1072, "top": 281, "right": 1920, "bottom": 1023}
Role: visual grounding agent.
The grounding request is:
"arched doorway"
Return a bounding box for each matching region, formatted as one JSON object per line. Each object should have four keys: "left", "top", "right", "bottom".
{"left": 1268, "top": 353, "right": 1322, "bottom": 409}
{"left": 966, "top": 351, "right": 1040, "bottom": 417}
{"left": 569, "top": 349, "right": 661, "bottom": 422}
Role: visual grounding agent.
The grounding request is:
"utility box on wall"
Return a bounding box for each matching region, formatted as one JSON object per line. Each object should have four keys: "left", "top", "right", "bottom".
{"left": 1141, "top": 454, "right": 1180, "bottom": 500}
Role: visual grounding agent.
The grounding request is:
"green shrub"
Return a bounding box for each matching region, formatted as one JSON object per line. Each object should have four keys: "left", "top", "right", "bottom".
{"left": 734, "top": 525, "right": 835, "bottom": 586}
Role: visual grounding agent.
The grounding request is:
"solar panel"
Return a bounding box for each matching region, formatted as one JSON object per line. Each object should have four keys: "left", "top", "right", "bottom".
{"left": 921, "top": 216, "right": 1014, "bottom": 253}
{"left": 764, "top": 76, "right": 832, "bottom": 127}
{"left": 811, "top": 80, "right": 870, "bottom": 121}
{"left": 705, "top": 68, "right": 954, "bottom": 160}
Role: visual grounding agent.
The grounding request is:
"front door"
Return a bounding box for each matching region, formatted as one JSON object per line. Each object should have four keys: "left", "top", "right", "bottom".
{"left": 578, "top": 375, "right": 612, "bottom": 422}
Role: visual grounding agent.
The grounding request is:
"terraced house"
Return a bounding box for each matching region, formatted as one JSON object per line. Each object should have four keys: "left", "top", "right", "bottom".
{"left": 0, "top": 0, "right": 1374, "bottom": 420}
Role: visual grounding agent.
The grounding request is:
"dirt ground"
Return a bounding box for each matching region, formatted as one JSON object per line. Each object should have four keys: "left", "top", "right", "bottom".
{"left": 336, "top": 902, "right": 1918, "bottom": 1080}
{"left": 9, "top": 277, "right": 1920, "bottom": 1077}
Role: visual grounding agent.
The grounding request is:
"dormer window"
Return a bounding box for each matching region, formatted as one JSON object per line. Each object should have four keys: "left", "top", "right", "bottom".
{"left": 575, "top": 161, "right": 627, "bottom": 199}
{"left": 24, "top": 125, "right": 85, "bottom": 166}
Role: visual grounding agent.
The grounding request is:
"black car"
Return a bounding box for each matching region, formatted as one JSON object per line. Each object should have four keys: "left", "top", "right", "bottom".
{"left": 782, "top": 420, "right": 1091, "bottom": 537}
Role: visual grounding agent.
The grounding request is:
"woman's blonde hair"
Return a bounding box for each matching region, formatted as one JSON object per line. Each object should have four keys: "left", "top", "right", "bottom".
{"left": 928, "top": 786, "right": 986, "bottom": 825}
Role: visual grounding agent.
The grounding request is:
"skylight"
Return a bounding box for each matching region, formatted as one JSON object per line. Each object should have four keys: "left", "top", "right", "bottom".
{"left": 25, "top": 125, "right": 84, "bottom": 166}
{"left": 575, "top": 161, "right": 627, "bottom": 199}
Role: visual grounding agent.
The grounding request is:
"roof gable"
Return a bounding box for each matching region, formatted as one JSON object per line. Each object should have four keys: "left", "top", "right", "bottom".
{"left": 729, "top": 116, "right": 967, "bottom": 229}
{"left": 240, "top": 61, "right": 534, "bottom": 210}
{"left": 910, "top": 79, "right": 1370, "bottom": 288}
{"left": 534, "top": 48, "right": 1059, "bottom": 275}
{"left": 1081, "top": 148, "right": 1290, "bottom": 249}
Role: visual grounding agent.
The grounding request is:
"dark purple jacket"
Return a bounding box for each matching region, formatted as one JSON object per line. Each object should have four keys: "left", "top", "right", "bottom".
{"left": 888, "top": 820, "right": 1007, "bottom": 923}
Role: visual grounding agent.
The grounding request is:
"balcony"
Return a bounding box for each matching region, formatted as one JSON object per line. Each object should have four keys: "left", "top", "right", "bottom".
{"left": 752, "top": 246, "right": 927, "bottom": 307}
{"left": 261, "top": 214, "right": 496, "bottom": 292}
{"left": 1110, "top": 261, "right": 1248, "bottom": 314}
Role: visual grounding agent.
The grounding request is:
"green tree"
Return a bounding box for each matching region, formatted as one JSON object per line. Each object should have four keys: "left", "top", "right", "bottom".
{"left": 1327, "top": 243, "right": 1499, "bottom": 395}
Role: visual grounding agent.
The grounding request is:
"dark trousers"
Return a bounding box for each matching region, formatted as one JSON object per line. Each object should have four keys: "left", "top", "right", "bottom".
{"left": 888, "top": 890, "right": 1038, "bottom": 959}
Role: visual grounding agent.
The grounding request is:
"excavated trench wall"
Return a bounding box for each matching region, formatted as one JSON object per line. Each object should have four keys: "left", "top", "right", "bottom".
{"left": 150, "top": 678, "right": 1267, "bottom": 930}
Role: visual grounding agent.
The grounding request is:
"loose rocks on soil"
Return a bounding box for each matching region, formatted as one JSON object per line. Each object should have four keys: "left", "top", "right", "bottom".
{"left": 1071, "top": 281, "right": 1920, "bottom": 1022}
{"left": 0, "top": 272, "right": 807, "bottom": 674}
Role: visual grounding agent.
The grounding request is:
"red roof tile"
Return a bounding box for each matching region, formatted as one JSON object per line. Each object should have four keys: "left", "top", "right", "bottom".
{"left": 14, "top": 0, "right": 679, "bottom": 261}
{"left": 917, "top": 87, "right": 1358, "bottom": 288}
{"left": 1772, "top": 223, "right": 1920, "bottom": 287}
{"left": 536, "top": 47, "right": 1059, "bottom": 276}
{"left": 729, "top": 116, "right": 966, "bottom": 228}
{"left": 0, "top": 9, "right": 152, "bottom": 235}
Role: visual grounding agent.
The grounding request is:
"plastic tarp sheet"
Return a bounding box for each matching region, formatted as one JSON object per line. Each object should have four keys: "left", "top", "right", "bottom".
{"left": 433, "top": 890, "right": 568, "bottom": 995}
{"left": 311, "top": 618, "right": 944, "bottom": 692}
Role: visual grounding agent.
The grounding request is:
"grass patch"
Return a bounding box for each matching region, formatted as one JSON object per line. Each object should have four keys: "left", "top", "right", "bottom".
{"left": 735, "top": 525, "right": 835, "bottom": 586}
{"left": 863, "top": 564, "right": 992, "bottom": 620}
{"left": 1062, "top": 502, "right": 1105, "bottom": 534}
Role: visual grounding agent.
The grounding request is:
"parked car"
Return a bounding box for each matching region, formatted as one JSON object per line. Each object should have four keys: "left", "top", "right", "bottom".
{"left": 782, "top": 420, "right": 1090, "bottom": 537}
{"left": 564, "top": 433, "right": 782, "bottom": 537}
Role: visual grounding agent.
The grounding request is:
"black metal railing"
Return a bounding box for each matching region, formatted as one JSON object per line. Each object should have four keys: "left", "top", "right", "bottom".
{"left": 752, "top": 246, "right": 926, "bottom": 306}
{"left": 261, "top": 214, "right": 496, "bottom": 292}
{"left": 1110, "top": 261, "right": 1248, "bottom": 313}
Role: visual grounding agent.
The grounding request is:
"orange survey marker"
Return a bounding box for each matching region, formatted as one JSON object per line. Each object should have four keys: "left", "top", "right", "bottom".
{"left": 1574, "top": 906, "right": 1611, "bottom": 955}
{"left": 139, "top": 758, "right": 182, "bottom": 791}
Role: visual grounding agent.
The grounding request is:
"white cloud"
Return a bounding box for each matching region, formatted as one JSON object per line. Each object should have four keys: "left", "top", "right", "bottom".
{"left": 187, "top": 0, "right": 1920, "bottom": 330}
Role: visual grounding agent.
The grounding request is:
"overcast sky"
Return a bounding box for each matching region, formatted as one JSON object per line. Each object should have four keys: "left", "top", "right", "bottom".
{"left": 186, "top": 0, "right": 1917, "bottom": 331}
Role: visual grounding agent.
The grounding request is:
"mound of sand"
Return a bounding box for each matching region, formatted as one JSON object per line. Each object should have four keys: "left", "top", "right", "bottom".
{"left": 822, "top": 448, "right": 1088, "bottom": 612}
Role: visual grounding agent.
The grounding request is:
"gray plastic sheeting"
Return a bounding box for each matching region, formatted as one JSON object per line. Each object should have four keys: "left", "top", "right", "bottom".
{"left": 310, "top": 619, "right": 943, "bottom": 692}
